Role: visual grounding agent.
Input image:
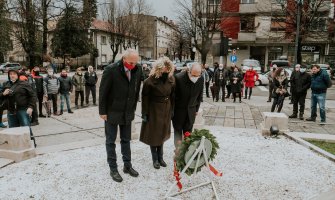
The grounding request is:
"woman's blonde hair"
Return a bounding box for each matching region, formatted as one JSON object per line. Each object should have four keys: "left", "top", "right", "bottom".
{"left": 149, "top": 56, "right": 175, "bottom": 78}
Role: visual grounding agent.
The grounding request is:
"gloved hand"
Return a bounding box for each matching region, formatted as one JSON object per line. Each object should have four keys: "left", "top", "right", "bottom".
{"left": 26, "top": 107, "right": 33, "bottom": 117}
{"left": 142, "top": 114, "right": 148, "bottom": 123}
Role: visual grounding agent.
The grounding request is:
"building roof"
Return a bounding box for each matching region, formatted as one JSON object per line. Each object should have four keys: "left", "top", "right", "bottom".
{"left": 91, "top": 19, "right": 114, "bottom": 32}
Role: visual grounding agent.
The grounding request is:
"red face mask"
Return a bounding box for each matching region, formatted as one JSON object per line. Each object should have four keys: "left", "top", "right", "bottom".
{"left": 124, "top": 61, "right": 135, "bottom": 70}
{"left": 61, "top": 73, "right": 67, "bottom": 77}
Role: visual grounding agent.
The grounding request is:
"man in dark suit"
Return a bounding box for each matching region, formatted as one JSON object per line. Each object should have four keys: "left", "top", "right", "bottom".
{"left": 99, "top": 49, "right": 142, "bottom": 183}
{"left": 173, "top": 63, "right": 204, "bottom": 147}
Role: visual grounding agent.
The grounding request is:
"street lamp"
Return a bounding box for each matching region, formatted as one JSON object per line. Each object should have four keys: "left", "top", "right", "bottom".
{"left": 294, "top": 0, "right": 303, "bottom": 65}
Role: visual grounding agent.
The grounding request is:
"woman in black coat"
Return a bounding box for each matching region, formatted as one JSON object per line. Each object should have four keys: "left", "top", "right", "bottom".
{"left": 271, "top": 67, "right": 289, "bottom": 113}
{"left": 230, "top": 66, "right": 243, "bottom": 103}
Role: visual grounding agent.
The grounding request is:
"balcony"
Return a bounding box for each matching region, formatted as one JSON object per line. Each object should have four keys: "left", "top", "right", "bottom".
{"left": 238, "top": 32, "right": 256, "bottom": 42}
{"left": 239, "top": 3, "right": 258, "bottom": 13}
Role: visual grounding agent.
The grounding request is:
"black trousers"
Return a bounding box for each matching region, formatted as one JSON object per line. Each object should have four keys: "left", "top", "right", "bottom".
{"left": 226, "top": 84, "right": 231, "bottom": 97}
{"left": 215, "top": 84, "right": 226, "bottom": 101}
{"left": 205, "top": 82, "right": 210, "bottom": 97}
{"left": 233, "top": 92, "right": 241, "bottom": 102}
{"left": 292, "top": 92, "right": 307, "bottom": 114}
{"left": 75, "top": 91, "right": 84, "bottom": 106}
{"left": 244, "top": 87, "right": 253, "bottom": 98}
{"left": 150, "top": 145, "right": 164, "bottom": 162}
{"left": 268, "top": 82, "right": 274, "bottom": 101}
{"left": 37, "top": 92, "right": 44, "bottom": 115}
{"left": 173, "top": 114, "right": 193, "bottom": 147}
{"left": 271, "top": 96, "right": 285, "bottom": 113}
{"left": 85, "top": 85, "right": 96, "bottom": 104}
{"left": 105, "top": 122, "right": 132, "bottom": 170}
{"left": 48, "top": 94, "right": 58, "bottom": 113}
{"left": 31, "top": 102, "right": 38, "bottom": 123}
{"left": 0, "top": 109, "right": 3, "bottom": 123}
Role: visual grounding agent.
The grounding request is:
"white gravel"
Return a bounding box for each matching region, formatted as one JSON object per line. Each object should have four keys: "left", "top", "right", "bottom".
{"left": 1, "top": 126, "right": 335, "bottom": 200}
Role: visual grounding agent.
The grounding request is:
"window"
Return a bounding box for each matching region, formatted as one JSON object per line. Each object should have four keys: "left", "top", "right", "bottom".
{"left": 241, "top": 0, "right": 255, "bottom": 4}
{"left": 309, "top": 18, "right": 327, "bottom": 31}
{"left": 208, "top": 0, "right": 220, "bottom": 5}
{"left": 240, "top": 16, "right": 255, "bottom": 32}
{"left": 271, "top": 17, "right": 286, "bottom": 31}
{"left": 101, "top": 36, "right": 107, "bottom": 45}
{"left": 101, "top": 54, "right": 107, "bottom": 63}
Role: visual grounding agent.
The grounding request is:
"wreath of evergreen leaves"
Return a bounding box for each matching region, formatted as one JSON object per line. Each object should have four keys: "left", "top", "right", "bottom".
{"left": 175, "top": 129, "right": 219, "bottom": 176}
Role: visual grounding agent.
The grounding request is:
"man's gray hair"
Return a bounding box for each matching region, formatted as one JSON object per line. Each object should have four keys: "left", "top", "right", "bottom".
{"left": 122, "top": 48, "right": 138, "bottom": 58}
{"left": 189, "top": 62, "right": 202, "bottom": 72}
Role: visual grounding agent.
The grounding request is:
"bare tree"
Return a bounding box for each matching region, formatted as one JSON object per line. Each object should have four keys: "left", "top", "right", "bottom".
{"left": 269, "top": 0, "right": 331, "bottom": 64}
{"left": 175, "top": 0, "right": 221, "bottom": 64}
{"left": 0, "top": 0, "right": 12, "bottom": 63}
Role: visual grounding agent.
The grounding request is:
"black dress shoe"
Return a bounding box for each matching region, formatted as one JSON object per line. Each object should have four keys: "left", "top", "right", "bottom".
{"left": 123, "top": 166, "right": 139, "bottom": 177}
{"left": 159, "top": 160, "right": 167, "bottom": 167}
{"left": 153, "top": 161, "right": 160, "bottom": 169}
{"left": 110, "top": 170, "right": 123, "bottom": 182}
{"left": 243, "top": 97, "right": 247, "bottom": 99}
{"left": 39, "top": 114, "right": 46, "bottom": 118}
{"left": 30, "top": 121, "right": 39, "bottom": 126}
{"left": 68, "top": 110, "right": 74, "bottom": 114}
{"left": 289, "top": 114, "right": 297, "bottom": 118}
{"left": 267, "top": 100, "right": 271, "bottom": 102}
{"left": 306, "top": 117, "right": 316, "bottom": 122}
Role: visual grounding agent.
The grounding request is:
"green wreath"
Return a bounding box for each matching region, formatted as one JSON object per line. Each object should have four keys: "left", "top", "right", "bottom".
{"left": 175, "top": 129, "right": 219, "bottom": 176}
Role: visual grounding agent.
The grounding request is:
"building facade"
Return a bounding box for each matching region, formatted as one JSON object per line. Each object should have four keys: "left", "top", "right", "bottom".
{"left": 218, "top": 0, "right": 334, "bottom": 69}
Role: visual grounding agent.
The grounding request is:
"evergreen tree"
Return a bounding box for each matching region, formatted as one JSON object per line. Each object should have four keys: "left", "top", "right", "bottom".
{"left": 83, "top": 0, "right": 97, "bottom": 27}
{"left": 0, "top": 0, "right": 12, "bottom": 63}
{"left": 51, "top": 5, "right": 92, "bottom": 65}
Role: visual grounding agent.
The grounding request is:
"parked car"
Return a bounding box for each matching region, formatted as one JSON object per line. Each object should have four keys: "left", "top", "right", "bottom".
{"left": 100, "top": 60, "right": 113, "bottom": 70}
{"left": 241, "top": 59, "right": 261, "bottom": 73}
{"left": 0, "top": 63, "right": 21, "bottom": 73}
{"left": 256, "top": 68, "right": 293, "bottom": 86}
{"left": 270, "top": 60, "right": 291, "bottom": 68}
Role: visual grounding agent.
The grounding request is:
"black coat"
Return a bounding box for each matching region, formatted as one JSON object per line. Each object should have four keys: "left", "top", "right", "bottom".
{"left": 213, "top": 69, "right": 227, "bottom": 86}
{"left": 172, "top": 71, "right": 204, "bottom": 128}
{"left": 272, "top": 77, "right": 289, "bottom": 98}
{"left": 84, "top": 71, "right": 98, "bottom": 86}
{"left": 1, "top": 80, "right": 36, "bottom": 113}
{"left": 58, "top": 76, "right": 73, "bottom": 94}
{"left": 291, "top": 71, "right": 311, "bottom": 94}
{"left": 230, "top": 72, "right": 243, "bottom": 93}
{"left": 99, "top": 60, "right": 142, "bottom": 125}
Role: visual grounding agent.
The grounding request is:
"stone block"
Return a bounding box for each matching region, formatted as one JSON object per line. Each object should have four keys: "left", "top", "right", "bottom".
{"left": 261, "top": 112, "right": 289, "bottom": 136}
{"left": 0, "top": 127, "right": 36, "bottom": 162}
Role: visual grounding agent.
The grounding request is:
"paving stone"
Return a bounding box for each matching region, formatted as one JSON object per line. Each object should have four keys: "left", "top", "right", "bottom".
{"left": 224, "top": 118, "right": 235, "bottom": 127}
{"left": 234, "top": 119, "right": 245, "bottom": 128}
{"left": 226, "top": 109, "right": 235, "bottom": 119}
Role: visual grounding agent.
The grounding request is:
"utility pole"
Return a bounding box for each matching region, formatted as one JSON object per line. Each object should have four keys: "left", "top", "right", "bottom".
{"left": 294, "top": 0, "right": 303, "bottom": 65}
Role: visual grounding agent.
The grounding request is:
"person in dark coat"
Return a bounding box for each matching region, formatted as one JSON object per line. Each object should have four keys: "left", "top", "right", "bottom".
{"left": 289, "top": 65, "right": 311, "bottom": 120}
{"left": 32, "top": 67, "right": 46, "bottom": 118}
{"left": 140, "top": 57, "right": 175, "bottom": 169}
{"left": 84, "top": 66, "right": 98, "bottom": 106}
{"left": 204, "top": 64, "right": 213, "bottom": 98}
{"left": 213, "top": 64, "right": 227, "bottom": 102}
{"left": 58, "top": 69, "right": 74, "bottom": 114}
{"left": 1, "top": 69, "right": 37, "bottom": 147}
{"left": 271, "top": 67, "right": 289, "bottom": 113}
{"left": 230, "top": 66, "right": 243, "bottom": 103}
{"left": 99, "top": 49, "right": 142, "bottom": 183}
{"left": 267, "top": 64, "right": 277, "bottom": 102}
{"left": 173, "top": 62, "right": 204, "bottom": 147}
{"left": 226, "top": 66, "right": 234, "bottom": 98}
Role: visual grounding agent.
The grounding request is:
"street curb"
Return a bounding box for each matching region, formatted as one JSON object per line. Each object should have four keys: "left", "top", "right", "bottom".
{"left": 284, "top": 132, "right": 335, "bottom": 162}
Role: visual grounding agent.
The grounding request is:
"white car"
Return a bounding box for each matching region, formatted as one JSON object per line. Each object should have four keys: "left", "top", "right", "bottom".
{"left": 241, "top": 59, "right": 262, "bottom": 73}
{"left": 255, "top": 68, "right": 293, "bottom": 86}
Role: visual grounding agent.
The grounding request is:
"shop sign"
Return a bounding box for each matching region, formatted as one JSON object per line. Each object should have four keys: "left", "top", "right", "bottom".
{"left": 301, "top": 45, "right": 320, "bottom": 52}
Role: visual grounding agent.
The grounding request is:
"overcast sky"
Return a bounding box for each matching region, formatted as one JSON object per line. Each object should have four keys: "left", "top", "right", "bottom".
{"left": 97, "top": 0, "right": 177, "bottom": 21}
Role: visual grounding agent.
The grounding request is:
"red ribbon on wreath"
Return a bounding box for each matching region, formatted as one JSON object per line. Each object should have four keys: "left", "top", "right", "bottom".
{"left": 209, "top": 164, "right": 223, "bottom": 176}
{"left": 173, "top": 161, "right": 182, "bottom": 190}
{"left": 184, "top": 131, "right": 191, "bottom": 138}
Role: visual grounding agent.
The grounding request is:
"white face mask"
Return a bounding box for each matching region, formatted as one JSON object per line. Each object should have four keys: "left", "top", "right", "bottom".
{"left": 300, "top": 68, "right": 306, "bottom": 73}
{"left": 219, "top": 67, "right": 223, "bottom": 70}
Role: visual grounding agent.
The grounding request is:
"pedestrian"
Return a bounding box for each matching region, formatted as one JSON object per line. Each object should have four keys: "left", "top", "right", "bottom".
{"left": 271, "top": 67, "right": 289, "bottom": 113}
{"left": 1, "top": 69, "right": 37, "bottom": 147}
{"left": 58, "top": 69, "right": 74, "bottom": 115}
{"left": 306, "top": 64, "right": 332, "bottom": 123}
{"left": 202, "top": 64, "right": 209, "bottom": 96}
{"left": 267, "top": 64, "right": 277, "bottom": 102}
{"left": 289, "top": 64, "right": 302, "bottom": 105}
{"left": 84, "top": 66, "right": 98, "bottom": 106}
{"left": 289, "top": 65, "right": 311, "bottom": 120}
{"left": 173, "top": 62, "right": 204, "bottom": 147}
{"left": 43, "top": 68, "right": 60, "bottom": 116}
{"left": 140, "top": 57, "right": 175, "bottom": 169}
{"left": 72, "top": 67, "right": 86, "bottom": 109}
{"left": 226, "top": 66, "right": 234, "bottom": 98}
{"left": 19, "top": 68, "right": 39, "bottom": 126}
{"left": 204, "top": 64, "right": 213, "bottom": 98}
{"left": 99, "top": 49, "right": 142, "bottom": 183}
{"left": 243, "top": 65, "right": 259, "bottom": 100}
{"left": 213, "top": 62, "right": 219, "bottom": 72}
{"left": 0, "top": 83, "right": 7, "bottom": 128}
{"left": 32, "top": 67, "right": 46, "bottom": 118}
{"left": 141, "top": 63, "right": 150, "bottom": 81}
{"left": 213, "top": 64, "right": 227, "bottom": 102}
{"left": 230, "top": 66, "right": 243, "bottom": 103}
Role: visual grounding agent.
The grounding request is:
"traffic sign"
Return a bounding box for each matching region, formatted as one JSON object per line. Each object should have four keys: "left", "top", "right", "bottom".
{"left": 230, "top": 55, "right": 237, "bottom": 63}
